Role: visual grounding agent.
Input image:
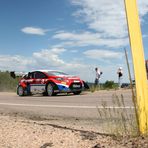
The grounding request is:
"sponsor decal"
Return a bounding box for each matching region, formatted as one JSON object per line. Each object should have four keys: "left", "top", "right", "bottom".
{"left": 26, "top": 79, "right": 33, "bottom": 83}
{"left": 73, "top": 84, "right": 80, "bottom": 88}
{"left": 36, "top": 79, "right": 41, "bottom": 82}
{"left": 74, "top": 80, "right": 80, "bottom": 83}
{"left": 30, "top": 84, "right": 45, "bottom": 93}
{"left": 61, "top": 81, "right": 66, "bottom": 85}
{"left": 41, "top": 79, "right": 45, "bottom": 84}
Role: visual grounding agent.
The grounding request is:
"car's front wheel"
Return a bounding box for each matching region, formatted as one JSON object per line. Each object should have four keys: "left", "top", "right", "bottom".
{"left": 17, "top": 85, "right": 25, "bottom": 96}
{"left": 46, "top": 83, "right": 54, "bottom": 96}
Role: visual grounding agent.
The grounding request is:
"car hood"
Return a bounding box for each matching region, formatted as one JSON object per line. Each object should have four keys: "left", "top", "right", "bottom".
{"left": 58, "top": 75, "right": 80, "bottom": 79}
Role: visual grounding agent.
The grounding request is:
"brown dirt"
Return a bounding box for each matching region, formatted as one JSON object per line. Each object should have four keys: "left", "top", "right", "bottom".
{"left": 0, "top": 115, "right": 148, "bottom": 148}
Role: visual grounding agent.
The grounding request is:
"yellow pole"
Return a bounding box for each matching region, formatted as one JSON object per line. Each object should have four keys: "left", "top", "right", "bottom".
{"left": 124, "top": 0, "right": 148, "bottom": 134}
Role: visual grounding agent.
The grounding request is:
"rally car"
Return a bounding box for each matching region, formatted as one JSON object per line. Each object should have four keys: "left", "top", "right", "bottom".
{"left": 17, "top": 70, "right": 86, "bottom": 96}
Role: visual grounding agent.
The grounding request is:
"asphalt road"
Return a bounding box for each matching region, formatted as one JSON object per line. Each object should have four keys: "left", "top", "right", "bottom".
{"left": 0, "top": 89, "right": 134, "bottom": 119}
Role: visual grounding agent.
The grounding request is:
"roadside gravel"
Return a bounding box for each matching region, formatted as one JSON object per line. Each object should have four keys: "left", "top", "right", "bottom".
{"left": 0, "top": 115, "right": 148, "bottom": 148}
{"left": 0, "top": 115, "right": 121, "bottom": 148}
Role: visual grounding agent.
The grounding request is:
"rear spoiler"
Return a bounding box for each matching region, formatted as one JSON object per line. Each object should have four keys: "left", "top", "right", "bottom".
{"left": 83, "top": 81, "right": 90, "bottom": 89}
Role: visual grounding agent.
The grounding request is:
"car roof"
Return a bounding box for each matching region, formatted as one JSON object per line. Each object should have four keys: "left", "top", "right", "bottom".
{"left": 31, "top": 70, "right": 66, "bottom": 74}
{"left": 35, "top": 70, "right": 62, "bottom": 73}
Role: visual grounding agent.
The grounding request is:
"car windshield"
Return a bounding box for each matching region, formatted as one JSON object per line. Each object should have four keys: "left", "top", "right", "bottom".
{"left": 47, "top": 71, "right": 69, "bottom": 76}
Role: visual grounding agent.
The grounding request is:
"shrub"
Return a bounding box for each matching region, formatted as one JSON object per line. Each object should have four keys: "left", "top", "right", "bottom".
{"left": 103, "top": 80, "right": 118, "bottom": 89}
{"left": 0, "top": 71, "right": 19, "bottom": 92}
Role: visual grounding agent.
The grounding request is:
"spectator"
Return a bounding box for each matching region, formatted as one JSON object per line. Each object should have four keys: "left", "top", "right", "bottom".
{"left": 117, "top": 67, "right": 123, "bottom": 87}
{"left": 94, "top": 67, "right": 102, "bottom": 88}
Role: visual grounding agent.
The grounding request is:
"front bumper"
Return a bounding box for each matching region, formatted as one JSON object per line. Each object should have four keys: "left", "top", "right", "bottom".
{"left": 55, "top": 82, "right": 84, "bottom": 93}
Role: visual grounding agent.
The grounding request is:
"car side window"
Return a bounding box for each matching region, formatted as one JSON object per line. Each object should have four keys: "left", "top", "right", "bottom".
{"left": 27, "top": 72, "right": 34, "bottom": 79}
{"left": 34, "top": 72, "right": 47, "bottom": 79}
{"left": 23, "top": 73, "right": 33, "bottom": 79}
{"left": 23, "top": 74, "right": 28, "bottom": 79}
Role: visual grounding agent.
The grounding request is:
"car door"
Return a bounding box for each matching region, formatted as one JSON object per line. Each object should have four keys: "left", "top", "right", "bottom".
{"left": 33, "top": 71, "right": 47, "bottom": 93}
{"left": 26, "top": 72, "right": 36, "bottom": 93}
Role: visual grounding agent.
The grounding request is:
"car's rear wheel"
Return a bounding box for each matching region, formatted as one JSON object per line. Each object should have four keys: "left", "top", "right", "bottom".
{"left": 17, "top": 86, "right": 24, "bottom": 96}
{"left": 46, "top": 83, "right": 54, "bottom": 96}
{"left": 73, "top": 91, "right": 81, "bottom": 95}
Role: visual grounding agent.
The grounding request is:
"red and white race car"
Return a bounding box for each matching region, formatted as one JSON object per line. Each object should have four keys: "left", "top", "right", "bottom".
{"left": 17, "top": 70, "right": 87, "bottom": 96}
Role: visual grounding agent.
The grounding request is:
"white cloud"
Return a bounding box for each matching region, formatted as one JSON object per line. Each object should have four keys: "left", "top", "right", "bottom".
{"left": 71, "top": 0, "right": 127, "bottom": 38}
{"left": 0, "top": 48, "right": 130, "bottom": 82}
{"left": 138, "top": 1, "right": 148, "bottom": 17}
{"left": 0, "top": 48, "right": 87, "bottom": 77}
{"left": 51, "top": 0, "right": 148, "bottom": 49}
{"left": 71, "top": 0, "right": 148, "bottom": 38}
{"left": 33, "top": 48, "right": 66, "bottom": 67}
{"left": 21, "top": 27, "right": 48, "bottom": 35}
{"left": 0, "top": 55, "right": 33, "bottom": 71}
{"left": 0, "top": 50, "right": 95, "bottom": 81}
{"left": 53, "top": 31, "right": 101, "bottom": 40}
{"left": 53, "top": 31, "right": 128, "bottom": 48}
{"left": 50, "top": 48, "right": 67, "bottom": 54}
{"left": 83, "top": 49, "right": 123, "bottom": 59}
{"left": 0, "top": 48, "right": 67, "bottom": 71}
{"left": 31, "top": 48, "right": 89, "bottom": 77}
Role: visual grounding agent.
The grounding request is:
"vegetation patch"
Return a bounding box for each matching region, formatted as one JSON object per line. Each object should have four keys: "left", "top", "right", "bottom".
{"left": 97, "top": 93, "right": 138, "bottom": 136}
{"left": 0, "top": 71, "right": 19, "bottom": 92}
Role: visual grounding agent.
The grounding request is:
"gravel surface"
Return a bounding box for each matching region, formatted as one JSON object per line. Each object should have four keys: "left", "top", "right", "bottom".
{"left": 0, "top": 115, "right": 148, "bottom": 148}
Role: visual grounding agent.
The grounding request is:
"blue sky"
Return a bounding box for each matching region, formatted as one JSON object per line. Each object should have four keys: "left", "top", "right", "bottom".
{"left": 0, "top": 0, "right": 148, "bottom": 82}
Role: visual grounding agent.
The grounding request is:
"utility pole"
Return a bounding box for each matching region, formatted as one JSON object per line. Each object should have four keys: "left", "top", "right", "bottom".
{"left": 124, "top": 0, "right": 148, "bottom": 134}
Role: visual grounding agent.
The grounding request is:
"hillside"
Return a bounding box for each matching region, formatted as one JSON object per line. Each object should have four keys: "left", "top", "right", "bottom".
{"left": 0, "top": 71, "right": 19, "bottom": 92}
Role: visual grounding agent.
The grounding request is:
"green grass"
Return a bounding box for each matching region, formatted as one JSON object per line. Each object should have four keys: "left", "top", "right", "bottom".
{"left": 88, "top": 81, "right": 119, "bottom": 92}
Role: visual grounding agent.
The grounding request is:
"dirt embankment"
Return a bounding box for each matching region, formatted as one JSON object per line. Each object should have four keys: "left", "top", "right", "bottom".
{"left": 0, "top": 115, "right": 148, "bottom": 148}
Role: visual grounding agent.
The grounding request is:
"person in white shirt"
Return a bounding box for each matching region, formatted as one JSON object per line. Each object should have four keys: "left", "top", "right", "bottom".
{"left": 95, "top": 67, "right": 102, "bottom": 87}
{"left": 117, "top": 67, "right": 123, "bottom": 87}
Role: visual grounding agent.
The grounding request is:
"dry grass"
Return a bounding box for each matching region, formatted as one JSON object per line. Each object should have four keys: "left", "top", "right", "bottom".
{"left": 97, "top": 93, "right": 139, "bottom": 136}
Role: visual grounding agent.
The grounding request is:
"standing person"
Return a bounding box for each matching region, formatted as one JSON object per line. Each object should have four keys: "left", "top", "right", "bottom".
{"left": 117, "top": 67, "right": 123, "bottom": 87}
{"left": 94, "top": 67, "right": 102, "bottom": 88}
